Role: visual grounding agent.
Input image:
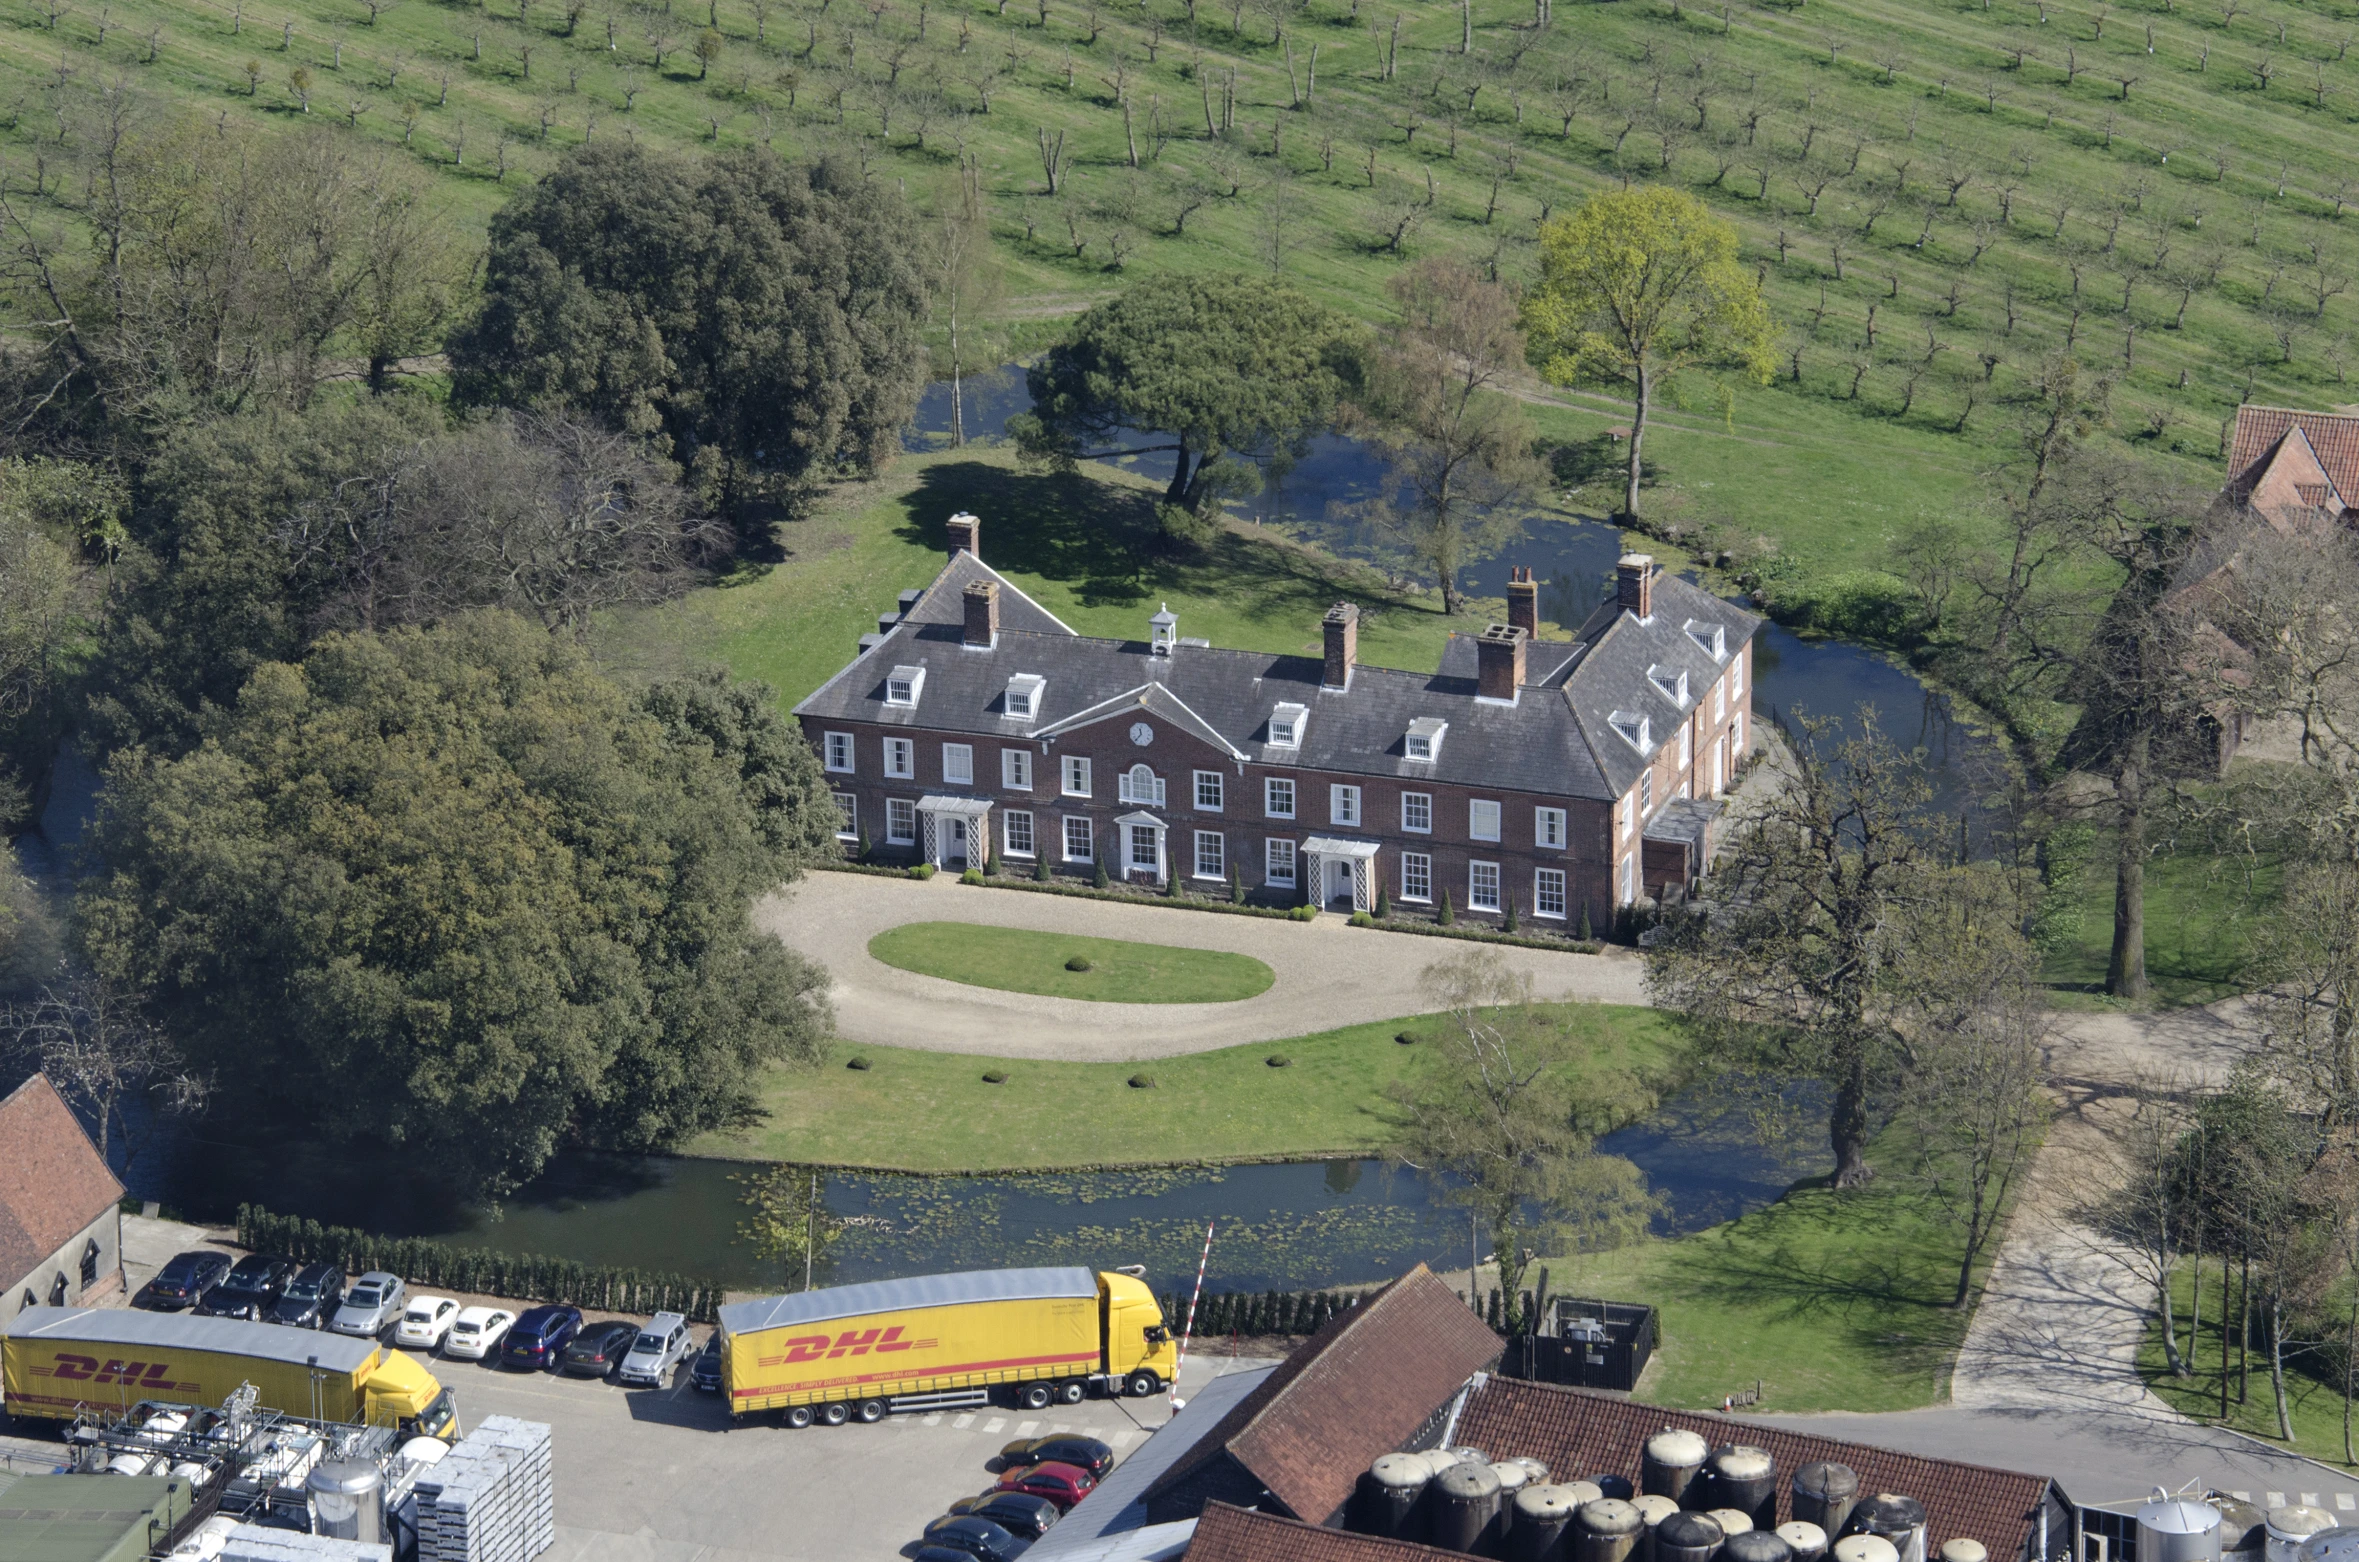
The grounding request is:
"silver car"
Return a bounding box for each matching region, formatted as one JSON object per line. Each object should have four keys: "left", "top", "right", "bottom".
{"left": 616, "top": 1312, "right": 691, "bottom": 1387}
{"left": 328, "top": 1272, "right": 408, "bottom": 1338}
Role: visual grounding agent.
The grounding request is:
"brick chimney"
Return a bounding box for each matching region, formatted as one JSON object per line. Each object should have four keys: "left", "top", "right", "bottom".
{"left": 1616, "top": 554, "right": 1655, "bottom": 620}
{"left": 964, "top": 579, "right": 999, "bottom": 648}
{"left": 1476, "top": 623, "right": 1528, "bottom": 701}
{"left": 1322, "top": 603, "right": 1359, "bottom": 691}
{"left": 1506, "top": 566, "right": 1539, "bottom": 640}
{"left": 946, "top": 511, "right": 981, "bottom": 558}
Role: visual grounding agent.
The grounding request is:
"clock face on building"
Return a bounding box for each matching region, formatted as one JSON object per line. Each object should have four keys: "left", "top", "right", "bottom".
{"left": 1129, "top": 721, "right": 1155, "bottom": 747}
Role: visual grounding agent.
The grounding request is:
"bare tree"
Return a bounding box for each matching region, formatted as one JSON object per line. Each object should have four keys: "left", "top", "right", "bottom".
{"left": 3, "top": 970, "right": 207, "bottom": 1174}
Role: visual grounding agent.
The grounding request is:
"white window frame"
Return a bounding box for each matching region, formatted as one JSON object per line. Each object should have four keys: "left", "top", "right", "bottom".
{"left": 1063, "top": 755, "right": 1092, "bottom": 797}
{"left": 1063, "top": 815, "right": 1094, "bottom": 863}
{"left": 824, "top": 732, "right": 854, "bottom": 774}
{"left": 1400, "top": 851, "right": 1432, "bottom": 904}
{"left": 885, "top": 665, "right": 926, "bottom": 708}
{"left": 886, "top": 797, "right": 917, "bottom": 844}
{"left": 1194, "top": 830, "right": 1225, "bottom": 881}
{"left": 1469, "top": 799, "right": 1501, "bottom": 843}
{"left": 1620, "top": 854, "right": 1636, "bottom": 905}
{"left": 832, "top": 792, "right": 857, "bottom": 840}
{"left": 884, "top": 737, "right": 915, "bottom": 780}
{"left": 1468, "top": 860, "right": 1502, "bottom": 913}
{"left": 1265, "top": 777, "right": 1296, "bottom": 819}
{"left": 1006, "top": 674, "right": 1046, "bottom": 720}
{"left": 1619, "top": 795, "right": 1634, "bottom": 841}
{"left": 1535, "top": 868, "right": 1567, "bottom": 920}
{"left": 1330, "top": 784, "right": 1361, "bottom": 827}
{"left": 1714, "top": 679, "right": 1727, "bottom": 722}
{"left": 1194, "top": 770, "right": 1224, "bottom": 812}
{"left": 1536, "top": 807, "right": 1567, "bottom": 851}
{"left": 1004, "top": 809, "right": 1035, "bottom": 857}
{"left": 1732, "top": 653, "right": 1745, "bottom": 696}
{"left": 1401, "top": 791, "right": 1432, "bottom": 834}
{"left": 1265, "top": 837, "right": 1297, "bottom": 887}
{"left": 1640, "top": 772, "right": 1654, "bottom": 816}
{"left": 1679, "top": 723, "right": 1692, "bottom": 771}
{"left": 1268, "top": 702, "right": 1307, "bottom": 749}
{"left": 1128, "top": 823, "right": 1161, "bottom": 873}
{"left": 1119, "top": 764, "right": 1166, "bottom": 807}
{"left": 1734, "top": 710, "right": 1746, "bottom": 752}
{"left": 942, "top": 743, "right": 974, "bottom": 786}
{"left": 1002, "top": 748, "right": 1033, "bottom": 790}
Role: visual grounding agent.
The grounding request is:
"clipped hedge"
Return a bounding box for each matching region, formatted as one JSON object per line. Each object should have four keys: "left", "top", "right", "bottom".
{"left": 1158, "top": 1287, "right": 1364, "bottom": 1339}
{"left": 237, "top": 1205, "right": 726, "bottom": 1324}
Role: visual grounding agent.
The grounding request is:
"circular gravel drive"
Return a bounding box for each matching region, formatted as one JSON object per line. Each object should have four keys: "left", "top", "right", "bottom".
{"left": 756, "top": 871, "right": 1651, "bottom": 1061}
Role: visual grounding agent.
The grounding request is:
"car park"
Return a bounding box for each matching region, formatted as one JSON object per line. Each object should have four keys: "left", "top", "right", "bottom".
{"left": 328, "top": 1273, "right": 408, "bottom": 1339}
{"left": 144, "top": 1251, "right": 232, "bottom": 1311}
{"left": 394, "top": 1296, "right": 461, "bottom": 1351}
{"left": 919, "top": 1516, "right": 1030, "bottom": 1562}
{"left": 687, "top": 1336, "right": 722, "bottom": 1393}
{"left": 560, "top": 1320, "right": 640, "bottom": 1379}
{"left": 996, "top": 1434, "right": 1114, "bottom": 1478}
{"left": 942, "top": 1495, "right": 1059, "bottom": 1541}
{"left": 443, "top": 1307, "right": 515, "bottom": 1361}
{"left": 617, "top": 1313, "right": 690, "bottom": 1387}
{"left": 192, "top": 1255, "right": 296, "bottom": 1320}
{"left": 995, "top": 1462, "right": 1095, "bottom": 1510}
{"left": 270, "top": 1263, "right": 345, "bottom": 1328}
{"left": 501, "top": 1305, "right": 584, "bottom": 1371}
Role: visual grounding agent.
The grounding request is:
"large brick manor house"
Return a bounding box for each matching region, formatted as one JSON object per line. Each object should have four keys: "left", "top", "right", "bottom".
{"left": 793, "top": 515, "right": 1759, "bottom": 930}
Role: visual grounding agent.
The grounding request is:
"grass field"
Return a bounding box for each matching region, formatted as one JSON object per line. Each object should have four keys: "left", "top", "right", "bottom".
{"left": 2139, "top": 1257, "right": 2359, "bottom": 1468}
{"left": 685, "top": 1000, "right": 1678, "bottom": 1168}
{"left": 866, "top": 919, "right": 1277, "bottom": 1001}
{"left": 2041, "top": 835, "right": 2282, "bottom": 1008}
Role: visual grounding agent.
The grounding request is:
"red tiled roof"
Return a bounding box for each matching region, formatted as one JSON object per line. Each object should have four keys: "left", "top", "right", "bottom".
{"left": 1189, "top": 1502, "right": 1494, "bottom": 1562}
{"left": 0, "top": 1075, "right": 124, "bottom": 1286}
{"left": 1454, "top": 1378, "right": 2051, "bottom": 1559}
{"left": 1145, "top": 1264, "right": 1503, "bottom": 1523}
{"left": 2228, "top": 405, "right": 2359, "bottom": 504}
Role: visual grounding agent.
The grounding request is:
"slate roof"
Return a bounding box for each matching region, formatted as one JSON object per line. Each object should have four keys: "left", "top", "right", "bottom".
{"left": 0, "top": 1076, "right": 122, "bottom": 1286}
{"left": 1028, "top": 1364, "right": 1279, "bottom": 1557}
{"left": 2227, "top": 405, "right": 2359, "bottom": 508}
{"left": 795, "top": 549, "right": 1757, "bottom": 807}
{"left": 1453, "top": 1378, "right": 2056, "bottom": 1561}
{"left": 1184, "top": 1503, "right": 1474, "bottom": 1562}
{"left": 1138, "top": 1265, "right": 1502, "bottom": 1525}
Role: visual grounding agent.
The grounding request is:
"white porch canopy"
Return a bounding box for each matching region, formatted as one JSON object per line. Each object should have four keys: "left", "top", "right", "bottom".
{"left": 1113, "top": 810, "right": 1168, "bottom": 885}
{"left": 917, "top": 794, "right": 993, "bottom": 869}
{"left": 1301, "top": 835, "right": 1380, "bottom": 912}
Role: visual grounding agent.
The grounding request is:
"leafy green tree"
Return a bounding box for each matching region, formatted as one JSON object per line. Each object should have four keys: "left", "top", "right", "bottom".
{"left": 1523, "top": 186, "right": 1774, "bottom": 521}
{"left": 449, "top": 143, "right": 930, "bottom": 513}
{"left": 0, "top": 459, "right": 113, "bottom": 827}
{"left": 76, "top": 613, "right": 834, "bottom": 1190}
{"left": 1013, "top": 273, "right": 1360, "bottom": 517}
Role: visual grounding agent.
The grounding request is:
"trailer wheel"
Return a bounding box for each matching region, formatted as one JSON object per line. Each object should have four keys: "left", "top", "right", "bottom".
{"left": 1020, "top": 1382, "right": 1054, "bottom": 1411}
{"left": 857, "top": 1399, "right": 886, "bottom": 1423}
{"left": 1056, "top": 1380, "right": 1085, "bottom": 1405}
{"left": 1125, "top": 1372, "right": 1160, "bottom": 1398}
{"left": 820, "top": 1402, "right": 850, "bottom": 1427}
{"left": 783, "top": 1405, "right": 814, "bottom": 1429}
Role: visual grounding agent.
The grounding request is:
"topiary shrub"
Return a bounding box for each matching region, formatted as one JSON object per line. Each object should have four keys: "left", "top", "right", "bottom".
{"left": 1438, "top": 891, "right": 1455, "bottom": 926}
{"left": 1289, "top": 904, "right": 1318, "bottom": 921}
{"left": 1034, "top": 856, "right": 1052, "bottom": 882}
{"left": 986, "top": 847, "right": 1003, "bottom": 876}
{"left": 1503, "top": 892, "right": 1519, "bottom": 932}
{"left": 960, "top": 867, "right": 985, "bottom": 885}
{"left": 1093, "top": 862, "right": 1110, "bottom": 889}
{"left": 1579, "top": 905, "right": 1593, "bottom": 941}
{"left": 854, "top": 831, "right": 871, "bottom": 863}
{"left": 846, "top": 1055, "right": 872, "bottom": 1070}
{"left": 1395, "top": 1031, "right": 1417, "bottom": 1045}
{"left": 1348, "top": 911, "right": 1374, "bottom": 927}
{"left": 1374, "top": 885, "right": 1389, "bottom": 918}
{"left": 981, "top": 1069, "right": 1008, "bottom": 1084}
{"left": 1265, "top": 1054, "right": 1292, "bottom": 1068}
{"left": 909, "top": 862, "right": 937, "bottom": 880}
{"left": 1229, "top": 864, "right": 1245, "bottom": 904}
{"left": 1128, "top": 1073, "right": 1157, "bottom": 1089}
{"left": 1065, "top": 954, "right": 1093, "bottom": 971}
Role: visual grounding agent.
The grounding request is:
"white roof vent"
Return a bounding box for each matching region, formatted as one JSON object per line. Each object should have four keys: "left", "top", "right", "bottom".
{"left": 1268, "top": 702, "right": 1308, "bottom": 748}
{"left": 1685, "top": 620, "right": 1728, "bottom": 661}
{"left": 1647, "top": 665, "right": 1690, "bottom": 707}
{"left": 1405, "top": 717, "right": 1449, "bottom": 762}
{"left": 886, "top": 665, "right": 926, "bottom": 708}
{"left": 1149, "top": 604, "right": 1179, "bottom": 656}
{"left": 1608, "top": 711, "right": 1652, "bottom": 755}
{"left": 1005, "top": 674, "right": 1046, "bottom": 720}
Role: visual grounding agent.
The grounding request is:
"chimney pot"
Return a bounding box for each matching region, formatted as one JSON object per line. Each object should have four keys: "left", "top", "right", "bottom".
{"left": 963, "top": 578, "right": 1000, "bottom": 648}
{"left": 1322, "top": 603, "right": 1360, "bottom": 690}
{"left": 1616, "top": 554, "right": 1655, "bottom": 620}
{"left": 1476, "top": 623, "right": 1528, "bottom": 701}
{"left": 946, "top": 512, "right": 981, "bottom": 558}
{"left": 1506, "top": 566, "right": 1540, "bottom": 640}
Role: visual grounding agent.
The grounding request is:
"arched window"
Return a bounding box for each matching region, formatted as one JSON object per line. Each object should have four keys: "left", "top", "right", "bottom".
{"left": 80, "top": 1238, "right": 100, "bottom": 1289}
{"left": 1118, "top": 764, "right": 1165, "bottom": 806}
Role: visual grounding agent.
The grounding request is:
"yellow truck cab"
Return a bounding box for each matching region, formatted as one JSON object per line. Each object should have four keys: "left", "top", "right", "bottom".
{"left": 1099, "top": 1270, "right": 1179, "bottom": 1390}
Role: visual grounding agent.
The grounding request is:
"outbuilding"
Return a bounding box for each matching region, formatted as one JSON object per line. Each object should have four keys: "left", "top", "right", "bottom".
{"left": 0, "top": 1074, "right": 126, "bottom": 1329}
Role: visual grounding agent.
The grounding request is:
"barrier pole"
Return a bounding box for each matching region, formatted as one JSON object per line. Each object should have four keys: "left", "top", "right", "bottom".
{"left": 1172, "top": 1221, "right": 1214, "bottom": 1412}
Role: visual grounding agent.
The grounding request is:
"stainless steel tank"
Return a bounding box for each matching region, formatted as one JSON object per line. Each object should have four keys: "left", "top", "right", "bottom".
{"left": 1645, "top": 1431, "right": 1712, "bottom": 1508}
{"left": 1937, "top": 1541, "right": 1988, "bottom": 1562}
{"left": 1726, "top": 1532, "right": 1796, "bottom": 1562}
{"left": 2270, "top": 1511, "right": 2341, "bottom": 1562}
{"left": 1575, "top": 1497, "right": 1647, "bottom": 1562}
{"left": 1354, "top": 1452, "right": 1432, "bottom": 1539}
{"left": 1656, "top": 1510, "right": 1727, "bottom": 1562}
{"left": 1832, "top": 1537, "right": 1900, "bottom": 1562}
{"left": 1779, "top": 1522, "right": 1831, "bottom": 1562}
{"left": 1794, "top": 1465, "right": 1861, "bottom": 1541}
{"left": 1434, "top": 1458, "right": 1507, "bottom": 1556}
{"left": 1511, "top": 1485, "right": 1587, "bottom": 1562}
{"left": 2137, "top": 1493, "right": 2224, "bottom": 1562}
{"left": 1710, "top": 1446, "right": 1778, "bottom": 1532}
{"left": 307, "top": 1460, "right": 386, "bottom": 1546}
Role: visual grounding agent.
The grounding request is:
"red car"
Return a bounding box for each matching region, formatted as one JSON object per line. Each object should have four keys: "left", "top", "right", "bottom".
{"left": 997, "top": 1460, "right": 1097, "bottom": 1510}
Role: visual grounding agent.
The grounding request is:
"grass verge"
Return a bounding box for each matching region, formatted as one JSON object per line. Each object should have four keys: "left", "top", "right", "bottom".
{"left": 866, "top": 919, "right": 1277, "bottom": 1003}
{"left": 684, "top": 1001, "right": 1677, "bottom": 1170}
{"left": 2041, "top": 836, "right": 2282, "bottom": 1010}
{"left": 2139, "top": 1256, "right": 2359, "bottom": 1470}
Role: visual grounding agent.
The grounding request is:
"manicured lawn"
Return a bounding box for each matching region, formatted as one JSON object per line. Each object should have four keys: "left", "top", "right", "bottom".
{"left": 2139, "top": 1257, "right": 2359, "bottom": 1469}
{"left": 867, "top": 920, "right": 1277, "bottom": 1004}
{"left": 685, "top": 1002, "right": 1678, "bottom": 1170}
{"left": 2040, "top": 835, "right": 2282, "bottom": 1009}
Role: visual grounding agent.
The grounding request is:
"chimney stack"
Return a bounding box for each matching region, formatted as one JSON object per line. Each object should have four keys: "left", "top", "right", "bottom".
{"left": 1506, "top": 566, "right": 1540, "bottom": 640}
{"left": 963, "top": 578, "right": 1000, "bottom": 648}
{"left": 1322, "top": 603, "right": 1360, "bottom": 691}
{"left": 1476, "top": 623, "right": 1528, "bottom": 701}
{"left": 946, "top": 511, "right": 981, "bottom": 558}
{"left": 1616, "top": 554, "right": 1655, "bottom": 620}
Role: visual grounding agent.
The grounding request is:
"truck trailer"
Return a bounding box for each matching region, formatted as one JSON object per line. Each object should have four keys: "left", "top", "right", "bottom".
{"left": 3, "top": 1306, "right": 459, "bottom": 1441}
{"left": 717, "top": 1266, "right": 1177, "bottom": 1427}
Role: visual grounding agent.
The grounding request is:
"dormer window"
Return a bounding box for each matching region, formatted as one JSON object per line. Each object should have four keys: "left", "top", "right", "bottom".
{"left": 1648, "top": 665, "right": 1690, "bottom": 707}
{"left": 1268, "top": 702, "right": 1308, "bottom": 748}
{"left": 1005, "top": 674, "right": 1046, "bottom": 720}
{"left": 1685, "top": 620, "right": 1728, "bottom": 661}
{"left": 1405, "top": 717, "right": 1449, "bottom": 762}
{"left": 886, "top": 665, "right": 926, "bottom": 707}
{"left": 1609, "top": 711, "right": 1652, "bottom": 755}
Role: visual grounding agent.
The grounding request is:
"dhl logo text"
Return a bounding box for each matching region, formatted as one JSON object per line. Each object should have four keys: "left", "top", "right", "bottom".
{"left": 34, "top": 1355, "right": 199, "bottom": 1391}
{"left": 760, "top": 1326, "right": 939, "bottom": 1366}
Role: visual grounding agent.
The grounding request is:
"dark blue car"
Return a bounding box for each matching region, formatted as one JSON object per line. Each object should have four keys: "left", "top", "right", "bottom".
{"left": 500, "top": 1305, "right": 584, "bottom": 1370}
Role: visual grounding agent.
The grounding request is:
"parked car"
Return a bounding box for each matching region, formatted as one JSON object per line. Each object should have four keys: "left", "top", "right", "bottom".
{"left": 443, "top": 1307, "right": 515, "bottom": 1361}
{"left": 144, "top": 1251, "right": 232, "bottom": 1312}
{"left": 394, "top": 1296, "right": 461, "bottom": 1351}
{"left": 501, "top": 1306, "right": 584, "bottom": 1371}
{"left": 193, "top": 1255, "right": 296, "bottom": 1320}
{"left": 914, "top": 1549, "right": 980, "bottom": 1562}
{"left": 942, "top": 1495, "right": 1059, "bottom": 1541}
{"left": 270, "top": 1263, "right": 345, "bottom": 1328}
{"left": 687, "top": 1336, "right": 722, "bottom": 1393}
{"left": 997, "top": 1435, "right": 1114, "bottom": 1478}
{"left": 327, "top": 1273, "right": 408, "bottom": 1339}
{"left": 919, "top": 1517, "right": 1030, "bottom": 1562}
{"left": 995, "top": 1462, "right": 1095, "bottom": 1511}
{"left": 617, "top": 1313, "right": 691, "bottom": 1387}
{"left": 560, "top": 1320, "right": 640, "bottom": 1378}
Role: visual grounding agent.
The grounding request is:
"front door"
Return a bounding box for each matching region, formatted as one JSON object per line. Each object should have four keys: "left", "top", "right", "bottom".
{"left": 1328, "top": 857, "right": 1356, "bottom": 909}
{"left": 946, "top": 817, "right": 968, "bottom": 867}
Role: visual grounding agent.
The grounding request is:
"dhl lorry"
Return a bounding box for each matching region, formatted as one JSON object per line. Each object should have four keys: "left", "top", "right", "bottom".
{"left": 718, "top": 1266, "right": 1178, "bottom": 1427}
{"left": 2, "top": 1306, "right": 459, "bottom": 1440}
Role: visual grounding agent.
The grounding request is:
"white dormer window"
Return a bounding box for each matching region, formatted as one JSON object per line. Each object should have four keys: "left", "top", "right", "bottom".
{"left": 1268, "top": 702, "right": 1308, "bottom": 748}
{"left": 1609, "top": 711, "right": 1652, "bottom": 754}
{"left": 1005, "top": 674, "right": 1046, "bottom": 720}
{"left": 1405, "top": 717, "right": 1449, "bottom": 762}
{"left": 1647, "top": 665, "right": 1690, "bottom": 707}
{"left": 1685, "top": 620, "right": 1728, "bottom": 661}
{"left": 886, "top": 665, "right": 926, "bottom": 707}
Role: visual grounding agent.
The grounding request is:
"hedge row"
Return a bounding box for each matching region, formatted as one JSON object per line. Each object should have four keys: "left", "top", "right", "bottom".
{"left": 236, "top": 1206, "right": 726, "bottom": 1324}
{"left": 1159, "top": 1288, "right": 1364, "bottom": 1339}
